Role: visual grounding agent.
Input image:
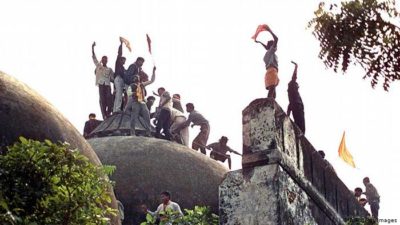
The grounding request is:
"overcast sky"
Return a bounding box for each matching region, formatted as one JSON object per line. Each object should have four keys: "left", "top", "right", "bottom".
{"left": 1, "top": 0, "right": 399, "bottom": 220}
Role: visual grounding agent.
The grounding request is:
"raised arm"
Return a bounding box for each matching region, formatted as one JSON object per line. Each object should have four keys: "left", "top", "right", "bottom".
{"left": 291, "top": 61, "right": 298, "bottom": 81}
{"left": 267, "top": 27, "right": 279, "bottom": 47}
{"left": 118, "top": 43, "right": 123, "bottom": 58}
{"left": 255, "top": 40, "right": 269, "bottom": 50}
{"left": 92, "top": 42, "right": 99, "bottom": 65}
{"left": 287, "top": 105, "right": 292, "bottom": 117}
{"left": 92, "top": 41, "right": 96, "bottom": 56}
{"left": 143, "top": 66, "right": 156, "bottom": 86}
{"left": 118, "top": 37, "right": 124, "bottom": 58}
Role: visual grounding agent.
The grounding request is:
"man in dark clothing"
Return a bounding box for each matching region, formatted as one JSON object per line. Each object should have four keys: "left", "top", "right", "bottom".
{"left": 155, "top": 87, "right": 172, "bottom": 141}
{"left": 125, "top": 57, "right": 144, "bottom": 86}
{"left": 83, "top": 113, "right": 102, "bottom": 139}
{"left": 113, "top": 37, "right": 127, "bottom": 113}
{"left": 146, "top": 96, "right": 156, "bottom": 113}
{"left": 207, "top": 136, "right": 241, "bottom": 169}
{"left": 287, "top": 61, "right": 305, "bottom": 134}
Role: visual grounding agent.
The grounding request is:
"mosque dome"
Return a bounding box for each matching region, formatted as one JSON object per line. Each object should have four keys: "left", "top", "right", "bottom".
{"left": 88, "top": 136, "right": 228, "bottom": 225}
{"left": 0, "top": 71, "right": 120, "bottom": 225}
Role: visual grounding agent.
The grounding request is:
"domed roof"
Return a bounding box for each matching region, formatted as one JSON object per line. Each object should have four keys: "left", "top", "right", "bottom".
{"left": 88, "top": 111, "right": 154, "bottom": 138}
{"left": 0, "top": 72, "right": 93, "bottom": 159}
{"left": 0, "top": 71, "right": 120, "bottom": 224}
{"left": 88, "top": 136, "right": 228, "bottom": 225}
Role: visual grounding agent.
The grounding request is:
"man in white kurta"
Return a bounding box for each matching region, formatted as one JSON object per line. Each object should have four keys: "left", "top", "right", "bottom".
{"left": 170, "top": 108, "right": 189, "bottom": 146}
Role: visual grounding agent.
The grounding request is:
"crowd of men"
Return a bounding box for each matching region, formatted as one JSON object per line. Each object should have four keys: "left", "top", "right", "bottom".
{"left": 86, "top": 28, "right": 383, "bottom": 222}
{"left": 353, "top": 177, "right": 381, "bottom": 220}
{"left": 87, "top": 37, "right": 241, "bottom": 169}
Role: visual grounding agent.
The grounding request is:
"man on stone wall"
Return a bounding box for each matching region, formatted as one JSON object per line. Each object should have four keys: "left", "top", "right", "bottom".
{"left": 92, "top": 42, "right": 114, "bottom": 119}
{"left": 254, "top": 25, "right": 279, "bottom": 99}
{"left": 363, "top": 177, "right": 380, "bottom": 220}
{"left": 287, "top": 61, "right": 305, "bottom": 134}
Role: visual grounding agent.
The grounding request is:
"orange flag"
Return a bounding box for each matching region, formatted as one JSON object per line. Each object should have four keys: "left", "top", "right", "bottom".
{"left": 120, "top": 36, "right": 132, "bottom": 52}
{"left": 146, "top": 33, "right": 152, "bottom": 54}
{"left": 251, "top": 24, "right": 268, "bottom": 40}
{"left": 338, "top": 131, "right": 356, "bottom": 168}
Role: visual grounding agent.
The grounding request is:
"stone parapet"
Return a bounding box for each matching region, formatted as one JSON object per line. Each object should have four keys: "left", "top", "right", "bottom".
{"left": 219, "top": 98, "right": 368, "bottom": 225}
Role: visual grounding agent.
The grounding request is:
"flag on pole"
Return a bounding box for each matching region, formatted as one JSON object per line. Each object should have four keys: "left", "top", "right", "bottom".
{"left": 120, "top": 36, "right": 132, "bottom": 52}
{"left": 338, "top": 131, "right": 356, "bottom": 168}
{"left": 251, "top": 24, "right": 268, "bottom": 40}
{"left": 146, "top": 33, "right": 155, "bottom": 65}
{"left": 146, "top": 33, "right": 152, "bottom": 54}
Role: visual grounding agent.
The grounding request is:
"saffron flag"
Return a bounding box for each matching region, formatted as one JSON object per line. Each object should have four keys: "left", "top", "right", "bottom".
{"left": 251, "top": 24, "right": 268, "bottom": 40}
{"left": 120, "top": 36, "right": 132, "bottom": 52}
{"left": 146, "top": 33, "right": 152, "bottom": 54}
{"left": 338, "top": 131, "right": 356, "bottom": 168}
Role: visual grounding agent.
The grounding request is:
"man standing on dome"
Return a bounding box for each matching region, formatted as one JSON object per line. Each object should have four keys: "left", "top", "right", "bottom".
{"left": 174, "top": 103, "right": 210, "bottom": 155}
{"left": 113, "top": 37, "right": 128, "bottom": 113}
{"left": 92, "top": 42, "right": 114, "bottom": 119}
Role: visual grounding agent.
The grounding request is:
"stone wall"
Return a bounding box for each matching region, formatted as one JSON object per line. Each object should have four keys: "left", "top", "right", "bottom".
{"left": 219, "top": 98, "right": 368, "bottom": 225}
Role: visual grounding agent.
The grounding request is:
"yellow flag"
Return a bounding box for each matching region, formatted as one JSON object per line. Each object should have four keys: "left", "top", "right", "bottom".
{"left": 119, "top": 36, "right": 132, "bottom": 52}
{"left": 338, "top": 131, "right": 356, "bottom": 168}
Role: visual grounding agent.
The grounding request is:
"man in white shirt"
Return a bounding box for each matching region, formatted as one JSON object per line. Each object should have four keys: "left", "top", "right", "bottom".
{"left": 92, "top": 42, "right": 114, "bottom": 119}
{"left": 152, "top": 191, "right": 183, "bottom": 222}
{"left": 363, "top": 177, "right": 380, "bottom": 220}
{"left": 170, "top": 108, "right": 189, "bottom": 146}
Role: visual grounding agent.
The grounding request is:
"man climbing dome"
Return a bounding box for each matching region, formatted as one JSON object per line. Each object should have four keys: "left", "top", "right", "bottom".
{"left": 207, "top": 136, "right": 241, "bottom": 169}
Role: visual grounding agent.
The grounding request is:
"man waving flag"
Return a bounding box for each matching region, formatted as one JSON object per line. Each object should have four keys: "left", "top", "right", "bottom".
{"left": 338, "top": 131, "right": 356, "bottom": 168}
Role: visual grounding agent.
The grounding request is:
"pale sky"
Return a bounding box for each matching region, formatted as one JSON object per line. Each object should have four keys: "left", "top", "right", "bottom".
{"left": 1, "top": 0, "right": 399, "bottom": 219}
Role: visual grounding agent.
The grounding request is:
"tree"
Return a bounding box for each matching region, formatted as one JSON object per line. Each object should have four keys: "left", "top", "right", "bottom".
{"left": 308, "top": 0, "right": 400, "bottom": 90}
{"left": 0, "top": 137, "right": 116, "bottom": 225}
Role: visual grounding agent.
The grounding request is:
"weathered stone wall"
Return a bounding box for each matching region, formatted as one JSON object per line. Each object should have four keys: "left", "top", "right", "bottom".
{"left": 220, "top": 98, "right": 368, "bottom": 225}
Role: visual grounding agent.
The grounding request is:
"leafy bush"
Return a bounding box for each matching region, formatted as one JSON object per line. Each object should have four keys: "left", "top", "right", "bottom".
{"left": 141, "top": 205, "right": 218, "bottom": 225}
{"left": 0, "top": 137, "right": 116, "bottom": 225}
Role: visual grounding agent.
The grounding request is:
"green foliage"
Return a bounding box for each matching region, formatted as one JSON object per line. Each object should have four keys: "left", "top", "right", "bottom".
{"left": 0, "top": 137, "right": 116, "bottom": 225}
{"left": 345, "top": 217, "right": 378, "bottom": 225}
{"left": 308, "top": 0, "right": 400, "bottom": 90}
{"left": 140, "top": 206, "right": 218, "bottom": 225}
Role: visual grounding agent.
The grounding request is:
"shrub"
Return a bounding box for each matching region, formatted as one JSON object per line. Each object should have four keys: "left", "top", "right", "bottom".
{"left": 141, "top": 205, "right": 218, "bottom": 225}
{"left": 0, "top": 137, "right": 116, "bottom": 225}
